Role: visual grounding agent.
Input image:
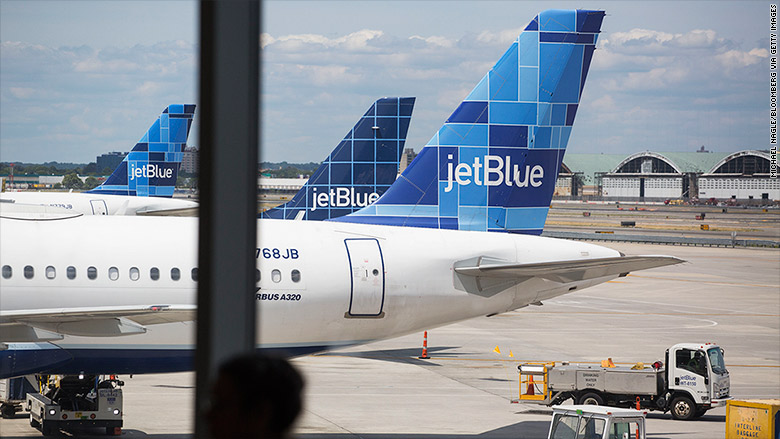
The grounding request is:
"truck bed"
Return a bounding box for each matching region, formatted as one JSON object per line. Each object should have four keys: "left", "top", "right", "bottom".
{"left": 548, "top": 365, "right": 663, "bottom": 396}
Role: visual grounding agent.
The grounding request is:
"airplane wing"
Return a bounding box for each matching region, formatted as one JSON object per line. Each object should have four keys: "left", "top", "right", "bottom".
{"left": 136, "top": 206, "right": 199, "bottom": 216}
{"left": 454, "top": 255, "right": 683, "bottom": 296}
{"left": 0, "top": 305, "right": 196, "bottom": 342}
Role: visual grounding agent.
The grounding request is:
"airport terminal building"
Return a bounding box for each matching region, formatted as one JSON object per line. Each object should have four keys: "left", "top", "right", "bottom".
{"left": 557, "top": 149, "right": 778, "bottom": 203}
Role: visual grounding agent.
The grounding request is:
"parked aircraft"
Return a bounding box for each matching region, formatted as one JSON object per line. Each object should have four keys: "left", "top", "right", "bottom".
{"left": 336, "top": 10, "right": 604, "bottom": 234}
{"left": 0, "top": 105, "right": 198, "bottom": 216}
{"left": 262, "top": 97, "right": 415, "bottom": 220}
{"left": 0, "top": 9, "right": 682, "bottom": 379}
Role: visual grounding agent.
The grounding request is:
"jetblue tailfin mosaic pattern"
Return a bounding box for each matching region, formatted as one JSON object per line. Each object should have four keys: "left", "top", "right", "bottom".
{"left": 87, "top": 104, "right": 196, "bottom": 197}
{"left": 262, "top": 97, "right": 415, "bottom": 220}
{"left": 334, "top": 10, "right": 604, "bottom": 234}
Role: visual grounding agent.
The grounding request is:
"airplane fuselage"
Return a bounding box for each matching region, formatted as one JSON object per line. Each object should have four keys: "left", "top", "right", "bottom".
{"left": 0, "top": 192, "right": 198, "bottom": 216}
{"left": 0, "top": 216, "right": 620, "bottom": 377}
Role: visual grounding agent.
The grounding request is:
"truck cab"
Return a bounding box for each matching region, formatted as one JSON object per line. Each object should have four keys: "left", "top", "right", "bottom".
{"left": 666, "top": 343, "right": 730, "bottom": 419}
{"left": 548, "top": 405, "right": 646, "bottom": 439}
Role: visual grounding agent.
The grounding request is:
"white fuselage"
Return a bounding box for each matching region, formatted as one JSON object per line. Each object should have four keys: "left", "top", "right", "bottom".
{"left": 0, "top": 216, "right": 620, "bottom": 375}
{"left": 0, "top": 192, "right": 198, "bottom": 216}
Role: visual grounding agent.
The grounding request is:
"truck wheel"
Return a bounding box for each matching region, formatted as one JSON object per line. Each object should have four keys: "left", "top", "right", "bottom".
{"left": 41, "top": 422, "right": 55, "bottom": 436}
{"left": 577, "top": 392, "right": 604, "bottom": 405}
{"left": 0, "top": 403, "right": 17, "bottom": 418}
{"left": 670, "top": 395, "right": 695, "bottom": 420}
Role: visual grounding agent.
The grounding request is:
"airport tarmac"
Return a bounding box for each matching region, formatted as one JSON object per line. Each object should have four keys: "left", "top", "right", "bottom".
{"left": 545, "top": 202, "right": 780, "bottom": 242}
{"left": 1, "top": 242, "right": 778, "bottom": 438}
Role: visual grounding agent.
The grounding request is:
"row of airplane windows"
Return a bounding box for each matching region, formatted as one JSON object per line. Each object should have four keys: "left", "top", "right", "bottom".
{"left": 0, "top": 265, "right": 302, "bottom": 284}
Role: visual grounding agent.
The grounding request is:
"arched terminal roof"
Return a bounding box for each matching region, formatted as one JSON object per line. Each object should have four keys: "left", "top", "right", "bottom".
{"left": 612, "top": 151, "right": 680, "bottom": 174}
{"left": 610, "top": 151, "right": 730, "bottom": 174}
{"left": 706, "top": 150, "right": 772, "bottom": 175}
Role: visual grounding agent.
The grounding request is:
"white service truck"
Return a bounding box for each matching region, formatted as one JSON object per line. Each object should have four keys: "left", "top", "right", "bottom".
{"left": 26, "top": 374, "right": 123, "bottom": 436}
{"left": 518, "top": 343, "right": 731, "bottom": 420}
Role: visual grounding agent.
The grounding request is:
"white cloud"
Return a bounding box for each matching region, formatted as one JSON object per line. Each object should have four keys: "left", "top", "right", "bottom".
{"left": 474, "top": 29, "right": 522, "bottom": 45}
{"left": 9, "top": 87, "right": 37, "bottom": 99}
{"left": 409, "top": 35, "right": 453, "bottom": 48}
{"left": 715, "top": 48, "right": 769, "bottom": 68}
{"left": 602, "top": 28, "right": 730, "bottom": 56}
{"left": 136, "top": 81, "right": 164, "bottom": 96}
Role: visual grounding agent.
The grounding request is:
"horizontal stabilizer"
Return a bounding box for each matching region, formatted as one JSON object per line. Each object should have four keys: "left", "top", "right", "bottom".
{"left": 0, "top": 305, "right": 196, "bottom": 340}
{"left": 455, "top": 255, "right": 683, "bottom": 289}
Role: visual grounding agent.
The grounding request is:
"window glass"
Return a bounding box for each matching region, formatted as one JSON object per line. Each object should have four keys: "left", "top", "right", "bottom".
{"left": 129, "top": 267, "right": 140, "bottom": 281}
{"left": 67, "top": 266, "right": 76, "bottom": 279}
{"left": 191, "top": 267, "right": 198, "bottom": 282}
{"left": 271, "top": 269, "right": 281, "bottom": 283}
{"left": 88, "top": 266, "right": 97, "bottom": 280}
{"left": 577, "top": 417, "right": 605, "bottom": 439}
{"left": 708, "top": 348, "right": 727, "bottom": 375}
{"left": 45, "top": 266, "right": 56, "bottom": 279}
{"left": 150, "top": 267, "right": 160, "bottom": 281}
{"left": 291, "top": 269, "right": 301, "bottom": 283}
{"left": 109, "top": 267, "right": 119, "bottom": 281}
{"left": 551, "top": 414, "right": 578, "bottom": 439}
{"left": 608, "top": 420, "right": 640, "bottom": 439}
{"left": 676, "top": 348, "right": 706, "bottom": 376}
{"left": 2, "top": 265, "right": 11, "bottom": 279}
{"left": 171, "top": 267, "right": 180, "bottom": 281}
{"left": 24, "top": 265, "right": 34, "bottom": 279}
{"left": 255, "top": 269, "right": 261, "bottom": 283}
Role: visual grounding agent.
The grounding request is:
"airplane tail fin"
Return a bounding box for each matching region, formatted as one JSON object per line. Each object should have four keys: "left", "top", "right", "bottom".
{"left": 262, "top": 97, "right": 415, "bottom": 220}
{"left": 334, "top": 10, "right": 604, "bottom": 234}
{"left": 87, "top": 104, "right": 196, "bottom": 197}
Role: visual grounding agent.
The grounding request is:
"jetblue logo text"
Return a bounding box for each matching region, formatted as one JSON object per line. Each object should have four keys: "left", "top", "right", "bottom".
{"left": 444, "top": 154, "right": 544, "bottom": 192}
{"left": 311, "top": 187, "right": 380, "bottom": 211}
{"left": 129, "top": 163, "right": 173, "bottom": 181}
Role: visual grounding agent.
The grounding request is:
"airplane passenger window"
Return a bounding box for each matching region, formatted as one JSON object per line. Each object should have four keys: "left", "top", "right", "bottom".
{"left": 129, "top": 267, "right": 140, "bottom": 281}
{"left": 67, "top": 266, "right": 76, "bottom": 280}
{"left": 291, "top": 269, "right": 301, "bottom": 283}
{"left": 256, "top": 269, "right": 261, "bottom": 282}
{"left": 1, "top": 265, "right": 11, "bottom": 279}
{"left": 87, "top": 266, "right": 97, "bottom": 280}
{"left": 191, "top": 268, "right": 198, "bottom": 281}
{"left": 45, "top": 266, "right": 56, "bottom": 279}
{"left": 271, "top": 269, "right": 281, "bottom": 283}
{"left": 24, "top": 265, "right": 34, "bottom": 279}
{"left": 150, "top": 267, "right": 160, "bottom": 281}
{"left": 109, "top": 267, "right": 119, "bottom": 281}
{"left": 171, "top": 268, "right": 181, "bottom": 281}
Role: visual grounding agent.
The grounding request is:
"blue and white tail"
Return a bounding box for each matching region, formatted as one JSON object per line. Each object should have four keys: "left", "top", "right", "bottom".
{"left": 262, "top": 97, "right": 415, "bottom": 220}
{"left": 334, "top": 10, "right": 604, "bottom": 235}
{"left": 87, "top": 104, "right": 196, "bottom": 197}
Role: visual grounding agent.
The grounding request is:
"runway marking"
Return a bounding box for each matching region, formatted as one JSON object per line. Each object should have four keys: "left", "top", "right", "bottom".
{"left": 627, "top": 274, "right": 779, "bottom": 289}
{"left": 564, "top": 293, "right": 775, "bottom": 315}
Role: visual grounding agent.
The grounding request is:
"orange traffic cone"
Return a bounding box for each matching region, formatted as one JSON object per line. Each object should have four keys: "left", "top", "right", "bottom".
{"left": 419, "top": 331, "right": 430, "bottom": 359}
{"left": 525, "top": 374, "right": 535, "bottom": 395}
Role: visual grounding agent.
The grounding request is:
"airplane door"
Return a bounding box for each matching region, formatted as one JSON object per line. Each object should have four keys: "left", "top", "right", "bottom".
{"left": 344, "top": 239, "right": 385, "bottom": 317}
{"left": 90, "top": 200, "right": 108, "bottom": 215}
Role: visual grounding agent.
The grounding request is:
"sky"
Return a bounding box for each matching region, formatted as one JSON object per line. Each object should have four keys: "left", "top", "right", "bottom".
{"left": 0, "top": 1, "right": 770, "bottom": 164}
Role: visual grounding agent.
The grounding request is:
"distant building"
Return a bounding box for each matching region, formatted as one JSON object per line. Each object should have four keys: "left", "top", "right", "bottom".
{"left": 97, "top": 152, "right": 126, "bottom": 172}
{"left": 559, "top": 150, "right": 778, "bottom": 202}
{"left": 182, "top": 147, "right": 199, "bottom": 174}
{"left": 96, "top": 151, "right": 126, "bottom": 173}
{"left": 399, "top": 147, "right": 417, "bottom": 173}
